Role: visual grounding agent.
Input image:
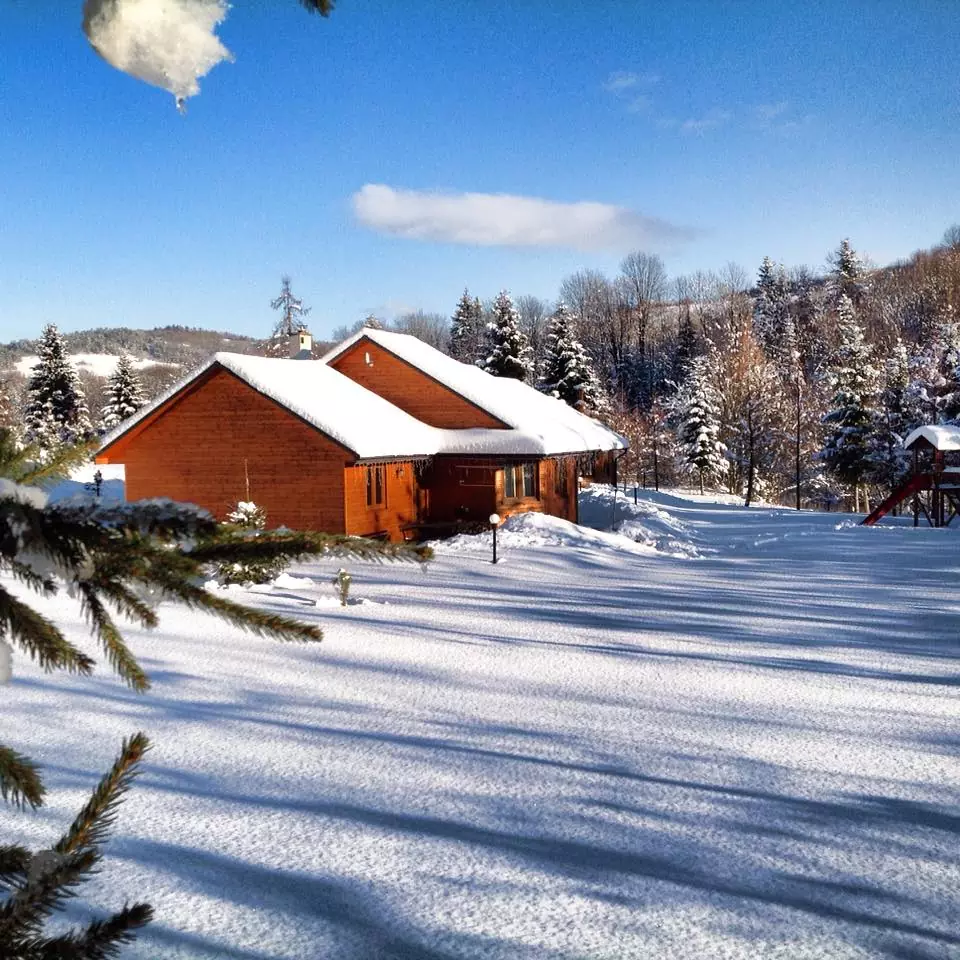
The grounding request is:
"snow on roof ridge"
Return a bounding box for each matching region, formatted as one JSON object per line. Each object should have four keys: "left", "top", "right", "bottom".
{"left": 903, "top": 424, "right": 960, "bottom": 452}
{"left": 320, "top": 327, "right": 626, "bottom": 453}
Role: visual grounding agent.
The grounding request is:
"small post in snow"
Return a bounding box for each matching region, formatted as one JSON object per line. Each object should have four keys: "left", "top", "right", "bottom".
{"left": 489, "top": 513, "right": 501, "bottom": 564}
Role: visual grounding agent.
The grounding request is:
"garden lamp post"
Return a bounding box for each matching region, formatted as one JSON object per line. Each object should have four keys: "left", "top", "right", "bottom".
{"left": 489, "top": 513, "right": 501, "bottom": 564}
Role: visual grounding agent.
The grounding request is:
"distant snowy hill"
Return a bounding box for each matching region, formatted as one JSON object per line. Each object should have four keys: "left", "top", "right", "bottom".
{"left": 0, "top": 325, "right": 260, "bottom": 375}
{"left": 13, "top": 353, "right": 177, "bottom": 378}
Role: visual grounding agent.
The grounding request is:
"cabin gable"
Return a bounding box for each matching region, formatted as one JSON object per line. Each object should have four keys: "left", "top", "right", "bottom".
{"left": 330, "top": 338, "right": 508, "bottom": 430}
{"left": 97, "top": 366, "right": 349, "bottom": 532}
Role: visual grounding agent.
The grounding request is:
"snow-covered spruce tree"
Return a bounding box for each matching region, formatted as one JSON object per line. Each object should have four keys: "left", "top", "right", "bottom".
{"left": 482, "top": 290, "right": 534, "bottom": 381}
{"left": 674, "top": 355, "right": 727, "bottom": 495}
{"left": 753, "top": 256, "right": 795, "bottom": 368}
{"left": 449, "top": 289, "right": 485, "bottom": 364}
{"left": 820, "top": 294, "right": 880, "bottom": 511}
{"left": 99, "top": 355, "right": 145, "bottom": 433}
{"left": 0, "top": 430, "right": 430, "bottom": 954}
{"left": 868, "top": 338, "right": 912, "bottom": 490}
{"left": 0, "top": 377, "right": 20, "bottom": 444}
{"left": 785, "top": 346, "right": 826, "bottom": 509}
{"left": 214, "top": 501, "right": 290, "bottom": 586}
{"left": 827, "top": 238, "right": 869, "bottom": 308}
{"left": 539, "top": 303, "right": 606, "bottom": 414}
{"left": 265, "top": 276, "right": 311, "bottom": 357}
{"left": 24, "top": 324, "right": 93, "bottom": 453}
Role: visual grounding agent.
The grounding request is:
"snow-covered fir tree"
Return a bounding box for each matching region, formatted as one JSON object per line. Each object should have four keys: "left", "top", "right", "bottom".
{"left": 482, "top": 290, "right": 534, "bottom": 381}
{"left": 24, "top": 323, "right": 93, "bottom": 451}
{"left": 449, "top": 288, "right": 485, "bottom": 364}
{"left": 99, "top": 354, "right": 145, "bottom": 432}
{"left": 753, "top": 256, "right": 795, "bottom": 367}
{"left": 539, "top": 303, "right": 606, "bottom": 413}
{"left": 902, "top": 316, "right": 960, "bottom": 427}
{"left": 820, "top": 295, "right": 880, "bottom": 509}
{"left": 0, "top": 377, "right": 19, "bottom": 443}
{"left": 869, "top": 338, "right": 911, "bottom": 489}
{"left": 674, "top": 355, "right": 727, "bottom": 494}
{"left": 266, "top": 276, "right": 311, "bottom": 356}
{"left": 214, "top": 501, "right": 290, "bottom": 586}
{"left": 827, "top": 238, "right": 868, "bottom": 308}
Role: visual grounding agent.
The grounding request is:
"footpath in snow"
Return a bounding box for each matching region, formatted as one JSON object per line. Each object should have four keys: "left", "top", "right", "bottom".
{"left": 2, "top": 488, "right": 958, "bottom": 959}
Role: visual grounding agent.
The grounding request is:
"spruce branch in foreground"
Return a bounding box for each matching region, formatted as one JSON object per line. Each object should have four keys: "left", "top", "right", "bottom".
{"left": 0, "top": 428, "right": 431, "bottom": 955}
{"left": 0, "top": 736, "right": 153, "bottom": 959}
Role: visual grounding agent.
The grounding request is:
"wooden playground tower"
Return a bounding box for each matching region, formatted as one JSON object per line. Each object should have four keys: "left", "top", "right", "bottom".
{"left": 863, "top": 425, "right": 960, "bottom": 527}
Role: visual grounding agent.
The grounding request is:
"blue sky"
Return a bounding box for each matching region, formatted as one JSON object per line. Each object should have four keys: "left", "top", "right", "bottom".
{"left": 2, "top": 0, "right": 959, "bottom": 342}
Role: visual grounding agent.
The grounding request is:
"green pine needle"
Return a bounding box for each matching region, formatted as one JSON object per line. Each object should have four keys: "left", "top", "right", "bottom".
{"left": 77, "top": 586, "right": 150, "bottom": 693}
{"left": 0, "top": 585, "right": 95, "bottom": 676}
{"left": 37, "top": 901, "right": 155, "bottom": 959}
{"left": 0, "top": 845, "right": 31, "bottom": 889}
{"left": 0, "top": 746, "right": 45, "bottom": 810}
{"left": 55, "top": 733, "right": 150, "bottom": 857}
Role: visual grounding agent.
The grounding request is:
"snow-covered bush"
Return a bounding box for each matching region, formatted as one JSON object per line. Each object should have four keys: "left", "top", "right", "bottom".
{"left": 214, "top": 501, "right": 289, "bottom": 586}
{"left": 332, "top": 568, "right": 352, "bottom": 606}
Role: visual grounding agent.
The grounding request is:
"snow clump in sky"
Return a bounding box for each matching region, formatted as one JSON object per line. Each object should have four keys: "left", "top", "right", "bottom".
{"left": 82, "top": 0, "right": 232, "bottom": 110}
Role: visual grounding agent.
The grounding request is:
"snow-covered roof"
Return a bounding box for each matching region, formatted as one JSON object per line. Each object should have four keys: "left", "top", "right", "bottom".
{"left": 99, "top": 350, "right": 626, "bottom": 462}
{"left": 321, "top": 327, "right": 626, "bottom": 454}
{"left": 98, "top": 353, "right": 439, "bottom": 461}
{"left": 903, "top": 424, "right": 960, "bottom": 452}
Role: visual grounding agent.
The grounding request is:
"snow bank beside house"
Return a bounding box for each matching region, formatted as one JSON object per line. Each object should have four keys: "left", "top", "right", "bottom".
{"left": 436, "top": 510, "right": 661, "bottom": 557}
{"left": 578, "top": 484, "right": 703, "bottom": 557}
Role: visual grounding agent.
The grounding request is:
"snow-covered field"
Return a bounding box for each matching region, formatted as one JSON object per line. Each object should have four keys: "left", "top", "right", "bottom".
{"left": 3, "top": 489, "right": 959, "bottom": 959}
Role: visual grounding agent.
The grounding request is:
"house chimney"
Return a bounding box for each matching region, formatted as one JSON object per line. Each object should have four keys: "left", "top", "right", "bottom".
{"left": 289, "top": 327, "right": 313, "bottom": 360}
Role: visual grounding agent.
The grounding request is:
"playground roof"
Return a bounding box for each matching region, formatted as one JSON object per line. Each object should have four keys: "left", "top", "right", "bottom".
{"left": 903, "top": 424, "right": 960, "bottom": 451}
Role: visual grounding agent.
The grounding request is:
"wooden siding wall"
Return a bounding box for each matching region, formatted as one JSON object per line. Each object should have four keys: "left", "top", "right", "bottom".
{"left": 343, "top": 461, "right": 419, "bottom": 540}
{"left": 97, "top": 367, "right": 349, "bottom": 532}
{"left": 331, "top": 340, "right": 507, "bottom": 429}
{"left": 494, "top": 457, "right": 577, "bottom": 524}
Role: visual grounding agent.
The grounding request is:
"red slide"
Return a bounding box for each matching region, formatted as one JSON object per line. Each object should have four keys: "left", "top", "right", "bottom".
{"left": 862, "top": 473, "right": 931, "bottom": 526}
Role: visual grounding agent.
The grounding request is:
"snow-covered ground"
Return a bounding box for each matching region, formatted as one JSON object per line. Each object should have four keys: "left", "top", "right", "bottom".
{"left": 3, "top": 489, "right": 959, "bottom": 959}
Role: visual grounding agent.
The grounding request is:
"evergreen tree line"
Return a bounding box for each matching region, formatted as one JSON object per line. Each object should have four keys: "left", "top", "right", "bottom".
{"left": 433, "top": 229, "right": 960, "bottom": 510}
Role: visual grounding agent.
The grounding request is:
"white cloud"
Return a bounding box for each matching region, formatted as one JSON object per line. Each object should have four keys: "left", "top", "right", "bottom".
{"left": 604, "top": 70, "right": 640, "bottom": 93}
{"left": 352, "top": 184, "right": 697, "bottom": 252}
{"left": 755, "top": 101, "right": 790, "bottom": 122}
{"left": 604, "top": 70, "right": 660, "bottom": 95}
{"left": 680, "top": 109, "right": 733, "bottom": 135}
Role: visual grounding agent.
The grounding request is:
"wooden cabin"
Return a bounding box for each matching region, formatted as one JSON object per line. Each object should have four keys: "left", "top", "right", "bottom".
{"left": 96, "top": 328, "right": 626, "bottom": 542}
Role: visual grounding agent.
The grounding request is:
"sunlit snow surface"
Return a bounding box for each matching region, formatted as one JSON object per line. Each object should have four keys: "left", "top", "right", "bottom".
{"left": 3, "top": 489, "right": 959, "bottom": 958}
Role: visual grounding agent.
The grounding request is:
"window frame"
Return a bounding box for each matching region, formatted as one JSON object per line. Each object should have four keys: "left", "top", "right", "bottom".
{"left": 501, "top": 461, "right": 539, "bottom": 502}
{"left": 365, "top": 464, "right": 386, "bottom": 508}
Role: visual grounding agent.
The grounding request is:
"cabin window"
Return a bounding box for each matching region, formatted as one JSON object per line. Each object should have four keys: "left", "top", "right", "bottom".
{"left": 503, "top": 464, "right": 516, "bottom": 499}
{"left": 502, "top": 462, "right": 539, "bottom": 501}
{"left": 554, "top": 460, "right": 567, "bottom": 497}
{"left": 522, "top": 462, "right": 537, "bottom": 498}
{"left": 366, "top": 464, "right": 386, "bottom": 508}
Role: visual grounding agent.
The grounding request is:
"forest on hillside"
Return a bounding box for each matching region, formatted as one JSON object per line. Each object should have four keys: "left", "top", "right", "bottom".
{"left": 2, "top": 228, "right": 959, "bottom": 512}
